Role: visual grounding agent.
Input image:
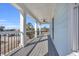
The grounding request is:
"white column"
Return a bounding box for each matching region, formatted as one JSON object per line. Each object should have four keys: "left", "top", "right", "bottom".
{"left": 39, "top": 23, "right": 41, "bottom": 36}
{"left": 35, "top": 21, "right": 37, "bottom": 38}
{"left": 20, "top": 12, "right": 26, "bottom": 47}
{"left": 49, "top": 18, "right": 53, "bottom": 39}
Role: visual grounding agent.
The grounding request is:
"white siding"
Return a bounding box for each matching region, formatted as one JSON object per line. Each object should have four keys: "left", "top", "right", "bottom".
{"left": 53, "top": 4, "right": 72, "bottom": 56}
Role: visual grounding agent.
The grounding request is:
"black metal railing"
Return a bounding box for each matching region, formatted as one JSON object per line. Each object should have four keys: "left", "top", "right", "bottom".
{"left": 0, "top": 31, "right": 20, "bottom": 55}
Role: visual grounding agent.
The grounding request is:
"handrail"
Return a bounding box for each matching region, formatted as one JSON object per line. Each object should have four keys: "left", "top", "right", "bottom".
{"left": 0, "top": 31, "right": 20, "bottom": 35}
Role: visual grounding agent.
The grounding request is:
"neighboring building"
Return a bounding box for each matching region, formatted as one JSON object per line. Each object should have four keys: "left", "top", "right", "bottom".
{"left": 5, "top": 29, "right": 16, "bottom": 31}
{"left": 0, "top": 26, "right": 5, "bottom": 31}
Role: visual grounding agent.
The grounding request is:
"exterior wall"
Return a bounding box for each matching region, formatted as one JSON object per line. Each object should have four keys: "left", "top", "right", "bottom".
{"left": 51, "top": 4, "right": 72, "bottom": 56}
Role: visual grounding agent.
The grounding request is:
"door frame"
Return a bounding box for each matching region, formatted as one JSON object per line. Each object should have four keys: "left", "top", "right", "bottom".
{"left": 72, "top": 3, "right": 79, "bottom": 52}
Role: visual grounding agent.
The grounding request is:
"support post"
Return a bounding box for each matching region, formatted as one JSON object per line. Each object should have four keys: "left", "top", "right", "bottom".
{"left": 38, "top": 23, "right": 41, "bottom": 36}
{"left": 20, "top": 12, "right": 26, "bottom": 47}
{"left": 35, "top": 21, "right": 37, "bottom": 38}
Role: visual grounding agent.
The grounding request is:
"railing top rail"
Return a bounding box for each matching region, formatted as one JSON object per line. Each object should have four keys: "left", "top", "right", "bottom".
{"left": 0, "top": 31, "right": 21, "bottom": 35}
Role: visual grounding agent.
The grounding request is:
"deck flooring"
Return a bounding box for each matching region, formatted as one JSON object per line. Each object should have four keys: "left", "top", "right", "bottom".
{"left": 11, "top": 36, "right": 48, "bottom": 56}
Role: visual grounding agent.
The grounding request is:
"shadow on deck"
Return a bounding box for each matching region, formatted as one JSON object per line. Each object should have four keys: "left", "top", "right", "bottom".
{"left": 11, "top": 36, "right": 48, "bottom": 56}
{"left": 10, "top": 35, "right": 59, "bottom": 56}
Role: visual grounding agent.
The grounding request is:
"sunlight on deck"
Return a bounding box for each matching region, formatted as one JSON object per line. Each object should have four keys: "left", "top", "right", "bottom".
{"left": 11, "top": 35, "right": 48, "bottom": 56}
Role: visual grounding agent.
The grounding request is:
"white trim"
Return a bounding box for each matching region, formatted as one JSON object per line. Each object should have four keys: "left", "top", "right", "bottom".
{"left": 70, "top": 3, "right": 79, "bottom": 51}
{"left": 67, "top": 4, "right": 74, "bottom": 52}
{"left": 76, "top": 5, "right": 79, "bottom": 51}
{"left": 73, "top": 4, "right": 79, "bottom": 51}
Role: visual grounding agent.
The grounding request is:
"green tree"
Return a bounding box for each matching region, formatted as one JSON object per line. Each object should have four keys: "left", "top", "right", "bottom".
{"left": 26, "top": 23, "right": 34, "bottom": 39}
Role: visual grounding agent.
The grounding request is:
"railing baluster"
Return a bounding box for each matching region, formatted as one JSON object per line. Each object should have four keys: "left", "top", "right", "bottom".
{"left": 16, "top": 34, "right": 17, "bottom": 47}
{"left": 4, "top": 35, "right": 6, "bottom": 54}
{"left": 17, "top": 34, "right": 18, "bottom": 46}
{"left": 14, "top": 36, "right": 16, "bottom": 48}
{"left": 9, "top": 34, "right": 11, "bottom": 51}
{"left": 18, "top": 33, "right": 20, "bottom": 46}
{"left": 0, "top": 35, "right": 1, "bottom": 56}
{"left": 13, "top": 36, "right": 15, "bottom": 48}
{"left": 11, "top": 35, "right": 12, "bottom": 50}
{"left": 17, "top": 33, "right": 18, "bottom": 47}
{"left": 15, "top": 34, "right": 16, "bottom": 48}
{"left": 8, "top": 34, "right": 9, "bottom": 52}
{"left": 18, "top": 34, "right": 21, "bottom": 46}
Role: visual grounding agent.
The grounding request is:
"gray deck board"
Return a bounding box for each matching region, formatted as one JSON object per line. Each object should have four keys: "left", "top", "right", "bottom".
{"left": 11, "top": 36, "right": 48, "bottom": 56}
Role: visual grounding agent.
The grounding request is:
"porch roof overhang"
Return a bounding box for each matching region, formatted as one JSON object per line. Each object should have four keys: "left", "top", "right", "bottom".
{"left": 11, "top": 3, "right": 56, "bottom": 24}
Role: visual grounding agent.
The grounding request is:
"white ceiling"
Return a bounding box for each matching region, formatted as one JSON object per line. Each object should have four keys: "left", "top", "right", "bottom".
{"left": 12, "top": 3, "right": 55, "bottom": 24}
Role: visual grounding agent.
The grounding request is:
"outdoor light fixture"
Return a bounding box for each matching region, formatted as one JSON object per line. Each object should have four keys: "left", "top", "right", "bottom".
{"left": 43, "top": 19, "right": 46, "bottom": 22}
{"left": 41, "top": 19, "right": 46, "bottom": 23}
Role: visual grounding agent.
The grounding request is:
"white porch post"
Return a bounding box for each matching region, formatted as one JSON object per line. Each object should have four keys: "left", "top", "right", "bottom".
{"left": 20, "top": 12, "right": 26, "bottom": 47}
{"left": 35, "top": 21, "right": 37, "bottom": 38}
{"left": 38, "top": 23, "right": 41, "bottom": 36}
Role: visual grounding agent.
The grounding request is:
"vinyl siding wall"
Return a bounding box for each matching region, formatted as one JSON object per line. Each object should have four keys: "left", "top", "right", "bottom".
{"left": 52, "top": 4, "right": 72, "bottom": 56}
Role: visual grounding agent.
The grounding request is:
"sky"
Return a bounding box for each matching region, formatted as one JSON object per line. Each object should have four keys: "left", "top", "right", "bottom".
{"left": 0, "top": 3, "right": 49, "bottom": 29}
{"left": 0, "top": 3, "right": 20, "bottom": 29}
